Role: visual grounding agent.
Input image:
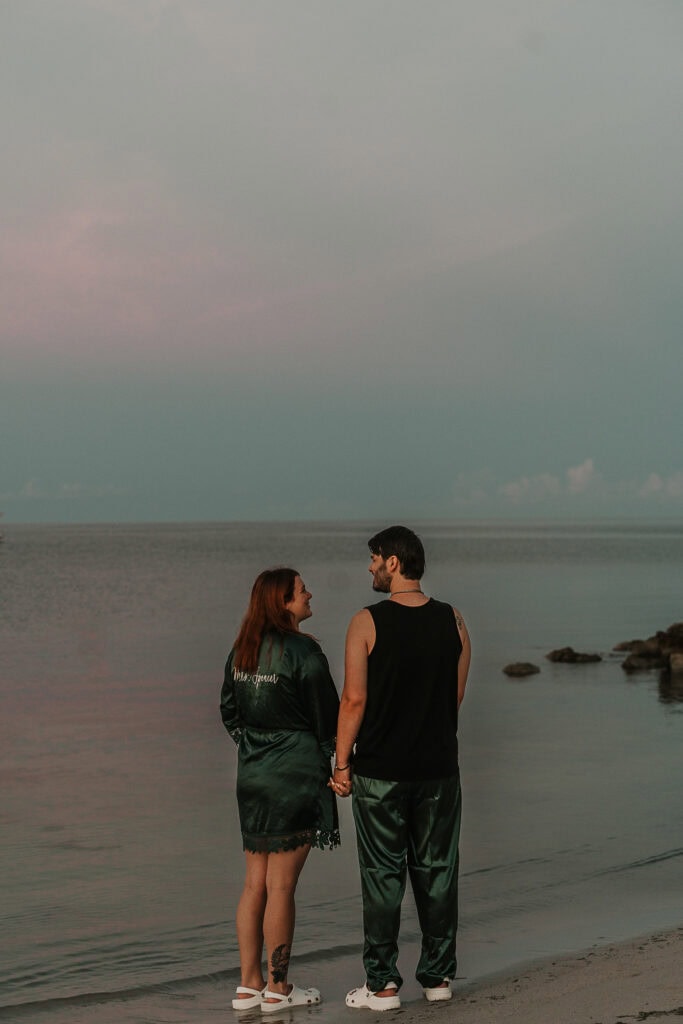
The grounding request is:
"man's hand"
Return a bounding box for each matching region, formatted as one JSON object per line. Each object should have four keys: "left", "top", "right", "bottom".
{"left": 329, "top": 764, "right": 353, "bottom": 797}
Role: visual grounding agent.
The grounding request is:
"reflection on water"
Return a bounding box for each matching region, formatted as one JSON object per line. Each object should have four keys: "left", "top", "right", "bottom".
{"left": 658, "top": 670, "right": 683, "bottom": 704}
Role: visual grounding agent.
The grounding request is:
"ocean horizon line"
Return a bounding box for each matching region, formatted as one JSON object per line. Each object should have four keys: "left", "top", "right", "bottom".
{"left": 2, "top": 514, "right": 682, "bottom": 530}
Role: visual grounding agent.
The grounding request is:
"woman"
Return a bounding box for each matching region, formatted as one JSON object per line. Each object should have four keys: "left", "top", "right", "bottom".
{"left": 220, "top": 568, "right": 340, "bottom": 1013}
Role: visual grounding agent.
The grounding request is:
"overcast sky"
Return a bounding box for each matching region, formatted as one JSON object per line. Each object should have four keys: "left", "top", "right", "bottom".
{"left": 2, "top": 0, "right": 682, "bottom": 523}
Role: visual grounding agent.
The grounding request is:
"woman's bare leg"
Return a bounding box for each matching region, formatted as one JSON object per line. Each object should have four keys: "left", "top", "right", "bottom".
{"left": 235, "top": 851, "right": 268, "bottom": 996}
{"left": 262, "top": 844, "right": 311, "bottom": 998}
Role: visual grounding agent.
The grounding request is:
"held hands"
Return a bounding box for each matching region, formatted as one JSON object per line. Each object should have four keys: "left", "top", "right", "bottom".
{"left": 328, "top": 763, "right": 352, "bottom": 797}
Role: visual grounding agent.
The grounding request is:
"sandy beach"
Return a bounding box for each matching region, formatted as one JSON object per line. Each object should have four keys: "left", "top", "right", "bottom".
{"left": 393, "top": 928, "right": 683, "bottom": 1024}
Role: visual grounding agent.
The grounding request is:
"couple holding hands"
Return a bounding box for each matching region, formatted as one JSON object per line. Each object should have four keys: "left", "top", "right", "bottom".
{"left": 220, "top": 525, "right": 471, "bottom": 1013}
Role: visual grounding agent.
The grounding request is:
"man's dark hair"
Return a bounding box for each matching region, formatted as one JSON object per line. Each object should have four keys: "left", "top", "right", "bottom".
{"left": 368, "top": 525, "right": 425, "bottom": 580}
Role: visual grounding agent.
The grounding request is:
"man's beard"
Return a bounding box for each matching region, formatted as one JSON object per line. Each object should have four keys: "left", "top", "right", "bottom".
{"left": 372, "top": 567, "right": 391, "bottom": 593}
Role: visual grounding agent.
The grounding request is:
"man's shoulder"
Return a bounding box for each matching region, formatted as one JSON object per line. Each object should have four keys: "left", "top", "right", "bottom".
{"left": 348, "top": 606, "right": 375, "bottom": 627}
{"left": 346, "top": 606, "right": 376, "bottom": 641}
{"left": 432, "top": 599, "right": 463, "bottom": 631}
{"left": 363, "top": 599, "right": 387, "bottom": 614}
{"left": 361, "top": 600, "right": 394, "bottom": 625}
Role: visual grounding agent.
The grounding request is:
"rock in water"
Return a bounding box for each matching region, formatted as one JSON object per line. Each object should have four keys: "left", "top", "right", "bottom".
{"left": 503, "top": 662, "right": 541, "bottom": 677}
{"left": 546, "top": 646, "right": 602, "bottom": 664}
{"left": 616, "top": 622, "right": 683, "bottom": 673}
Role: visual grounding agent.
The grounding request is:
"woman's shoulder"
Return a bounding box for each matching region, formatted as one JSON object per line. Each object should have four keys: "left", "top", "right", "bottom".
{"left": 282, "top": 631, "right": 322, "bottom": 657}
{"left": 257, "top": 630, "right": 323, "bottom": 670}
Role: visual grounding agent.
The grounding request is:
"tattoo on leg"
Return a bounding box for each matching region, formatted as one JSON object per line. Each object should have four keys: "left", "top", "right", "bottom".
{"left": 271, "top": 944, "right": 291, "bottom": 983}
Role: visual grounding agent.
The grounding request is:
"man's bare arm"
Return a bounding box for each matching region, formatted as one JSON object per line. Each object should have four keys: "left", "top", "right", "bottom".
{"left": 454, "top": 607, "right": 471, "bottom": 709}
{"left": 331, "top": 610, "right": 373, "bottom": 795}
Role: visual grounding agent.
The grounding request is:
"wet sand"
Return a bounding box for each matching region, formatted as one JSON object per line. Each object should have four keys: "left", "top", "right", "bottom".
{"left": 394, "top": 927, "right": 683, "bottom": 1024}
{"left": 210, "top": 928, "right": 683, "bottom": 1024}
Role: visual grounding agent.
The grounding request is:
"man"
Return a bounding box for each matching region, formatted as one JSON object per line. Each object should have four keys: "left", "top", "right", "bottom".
{"left": 331, "top": 525, "right": 471, "bottom": 1011}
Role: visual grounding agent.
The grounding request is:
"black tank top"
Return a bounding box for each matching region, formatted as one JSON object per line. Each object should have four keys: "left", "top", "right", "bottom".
{"left": 353, "top": 598, "right": 463, "bottom": 781}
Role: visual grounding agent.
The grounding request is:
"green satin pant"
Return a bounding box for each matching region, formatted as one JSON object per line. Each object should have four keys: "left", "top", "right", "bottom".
{"left": 352, "top": 773, "right": 461, "bottom": 992}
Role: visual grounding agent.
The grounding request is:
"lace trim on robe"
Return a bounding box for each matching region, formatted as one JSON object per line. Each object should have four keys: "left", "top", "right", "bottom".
{"left": 243, "top": 827, "right": 340, "bottom": 854}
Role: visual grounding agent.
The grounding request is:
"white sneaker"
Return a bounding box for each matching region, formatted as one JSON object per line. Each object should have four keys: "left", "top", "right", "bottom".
{"left": 423, "top": 979, "right": 452, "bottom": 1001}
{"left": 345, "top": 982, "right": 400, "bottom": 1011}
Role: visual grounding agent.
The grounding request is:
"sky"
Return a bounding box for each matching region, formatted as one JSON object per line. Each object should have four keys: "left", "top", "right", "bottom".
{"left": 1, "top": 0, "right": 682, "bottom": 523}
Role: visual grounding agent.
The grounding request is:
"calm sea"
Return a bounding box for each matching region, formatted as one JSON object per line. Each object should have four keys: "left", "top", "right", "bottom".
{"left": 1, "top": 521, "right": 682, "bottom": 1022}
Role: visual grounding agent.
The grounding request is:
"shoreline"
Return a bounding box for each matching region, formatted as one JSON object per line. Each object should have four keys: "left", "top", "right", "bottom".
{"left": 394, "top": 927, "right": 683, "bottom": 1024}
{"left": 1, "top": 927, "right": 681, "bottom": 1022}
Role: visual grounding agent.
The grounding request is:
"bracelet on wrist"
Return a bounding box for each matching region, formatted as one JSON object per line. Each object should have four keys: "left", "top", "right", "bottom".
{"left": 334, "top": 763, "right": 351, "bottom": 772}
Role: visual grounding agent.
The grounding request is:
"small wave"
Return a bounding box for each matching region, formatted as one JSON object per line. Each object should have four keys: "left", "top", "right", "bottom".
{"left": 462, "top": 854, "right": 556, "bottom": 878}
{"left": 39, "top": 840, "right": 122, "bottom": 853}
{"left": 457, "top": 843, "right": 683, "bottom": 929}
{"left": 0, "top": 936, "right": 363, "bottom": 1019}
{"left": 0, "top": 972, "right": 231, "bottom": 1019}
{"left": 593, "top": 847, "right": 683, "bottom": 876}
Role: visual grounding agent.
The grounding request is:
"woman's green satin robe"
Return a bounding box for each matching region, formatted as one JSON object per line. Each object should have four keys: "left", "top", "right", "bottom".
{"left": 221, "top": 630, "right": 340, "bottom": 853}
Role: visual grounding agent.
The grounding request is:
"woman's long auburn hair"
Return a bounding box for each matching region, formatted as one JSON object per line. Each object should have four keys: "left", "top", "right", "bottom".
{"left": 232, "top": 567, "right": 300, "bottom": 672}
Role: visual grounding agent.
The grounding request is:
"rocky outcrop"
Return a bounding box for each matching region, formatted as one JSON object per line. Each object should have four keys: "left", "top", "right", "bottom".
{"left": 616, "top": 622, "right": 683, "bottom": 674}
{"left": 502, "top": 622, "right": 682, "bottom": 685}
{"left": 657, "top": 622, "right": 683, "bottom": 652}
{"left": 503, "top": 662, "right": 541, "bottom": 677}
{"left": 669, "top": 652, "right": 683, "bottom": 677}
{"left": 620, "top": 648, "right": 668, "bottom": 673}
{"left": 546, "top": 646, "right": 602, "bottom": 664}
